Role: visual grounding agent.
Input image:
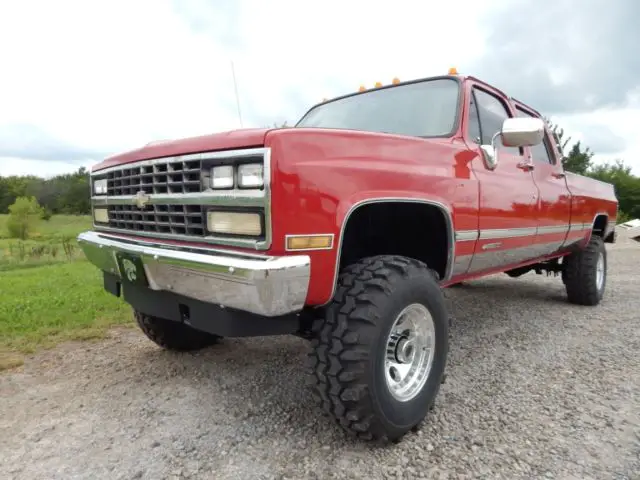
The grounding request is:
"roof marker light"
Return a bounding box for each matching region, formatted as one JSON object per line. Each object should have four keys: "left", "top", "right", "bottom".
{"left": 374, "top": 81, "right": 382, "bottom": 88}
{"left": 392, "top": 77, "right": 400, "bottom": 84}
{"left": 358, "top": 85, "right": 366, "bottom": 92}
{"left": 448, "top": 67, "right": 458, "bottom": 75}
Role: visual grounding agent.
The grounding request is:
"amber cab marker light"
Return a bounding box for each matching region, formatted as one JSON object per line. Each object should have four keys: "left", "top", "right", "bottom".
{"left": 448, "top": 67, "right": 458, "bottom": 75}
{"left": 392, "top": 77, "right": 400, "bottom": 84}
{"left": 358, "top": 85, "right": 366, "bottom": 92}
{"left": 374, "top": 81, "right": 382, "bottom": 88}
{"left": 286, "top": 234, "right": 334, "bottom": 251}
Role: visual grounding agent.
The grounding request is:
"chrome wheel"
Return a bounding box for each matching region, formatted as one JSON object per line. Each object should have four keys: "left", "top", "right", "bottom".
{"left": 596, "top": 251, "right": 605, "bottom": 291}
{"left": 384, "top": 303, "right": 436, "bottom": 402}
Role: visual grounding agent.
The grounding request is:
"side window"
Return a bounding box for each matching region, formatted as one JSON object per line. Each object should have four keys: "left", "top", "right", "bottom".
{"left": 473, "top": 88, "right": 521, "bottom": 155}
{"left": 515, "top": 108, "right": 555, "bottom": 164}
{"left": 467, "top": 92, "right": 482, "bottom": 144}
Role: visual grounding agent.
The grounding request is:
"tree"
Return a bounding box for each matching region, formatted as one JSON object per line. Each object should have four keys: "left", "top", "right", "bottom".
{"left": 564, "top": 141, "right": 594, "bottom": 175}
{"left": 6, "top": 196, "right": 45, "bottom": 240}
{"left": 587, "top": 160, "right": 640, "bottom": 220}
{"left": 0, "top": 167, "right": 90, "bottom": 216}
{"left": 545, "top": 118, "right": 593, "bottom": 174}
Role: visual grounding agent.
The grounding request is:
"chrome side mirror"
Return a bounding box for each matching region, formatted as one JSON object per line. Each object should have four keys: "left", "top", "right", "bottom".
{"left": 480, "top": 117, "right": 546, "bottom": 170}
{"left": 480, "top": 144, "right": 498, "bottom": 170}
{"left": 501, "top": 117, "right": 545, "bottom": 147}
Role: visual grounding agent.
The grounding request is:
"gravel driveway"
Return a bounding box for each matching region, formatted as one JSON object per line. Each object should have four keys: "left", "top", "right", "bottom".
{"left": 1, "top": 242, "right": 639, "bottom": 480}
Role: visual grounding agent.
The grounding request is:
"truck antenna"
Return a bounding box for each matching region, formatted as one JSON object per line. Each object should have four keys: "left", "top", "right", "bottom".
{"left": 230, "top": 60, "right": 244, "bottom": 128}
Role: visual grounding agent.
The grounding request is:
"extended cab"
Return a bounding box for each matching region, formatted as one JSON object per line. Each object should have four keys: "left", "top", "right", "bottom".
{"left": 79, "top": 73, "right": 618, "bottom": 443}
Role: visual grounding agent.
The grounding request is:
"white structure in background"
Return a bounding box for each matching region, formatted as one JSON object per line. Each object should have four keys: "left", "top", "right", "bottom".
{"left": 618, "top": 219, "right": 640, "bottom": 229}
{"left": 616, "top": 218, "right": 640, "bottom": 243}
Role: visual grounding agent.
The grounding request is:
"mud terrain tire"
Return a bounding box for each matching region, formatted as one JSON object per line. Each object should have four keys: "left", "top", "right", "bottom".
{"left": 563, "top": 235, "right": 607, "bottom": 306}
{"left": 308, "top": 255, "right": 449, "bottom": 443}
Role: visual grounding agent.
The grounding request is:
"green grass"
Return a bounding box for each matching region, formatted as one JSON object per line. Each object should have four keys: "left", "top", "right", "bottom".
{"left": 0, "top": 214, "right": 92, "bottom": 240}
{"left": 0, "top": 215, "right": 92, "bottom": 270}
{"left": 0, "top": 261, "right": 132, "bottom": 368}
{"left": 0, "top": 215, "right": 134, "bottom": 370}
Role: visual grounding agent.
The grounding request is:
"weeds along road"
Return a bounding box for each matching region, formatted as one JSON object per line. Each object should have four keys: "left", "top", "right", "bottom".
{"left": 1, "top": 242, "right": 639, "bottom": 480}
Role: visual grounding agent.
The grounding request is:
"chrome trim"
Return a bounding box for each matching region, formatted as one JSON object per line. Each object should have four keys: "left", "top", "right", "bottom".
{"left": 324, "top": 198, "right": 455, "bottom": 306}
{"left": 92, "top": 147, "right": 269, "bottom": 176}
{"left": 451, "top": 254, "right": 473, "bottom": 276}
{"left": 77, "top": 230, "right": 309, "bottom": 317}
{"left": 568, "top": 223, "right": 587, "bottom": 232}
{"left": 479, "top": 227, "right": 537, "bottom": 240}
{"left": 91, "top": 191, "right": 265, "bottom": 208}
{"left": 91, "top": 147, "right": 272, "bottom": 251}
{"left": 536, "top": 225, "right": 570, "bottom": 235}
{"left": 468, "top": 240, "right": 564, "bottom": 273}
{"left": 285, "top": 233, "right": 335, "bottom": 252}
{"left": 89, "top": 226, "right": 265, "bottom": 250}
{"left": 455, "top": 230, "right": 479, "bottom": 242}
{"left": 481, "top": 242, "right": 502, "bottom": 250}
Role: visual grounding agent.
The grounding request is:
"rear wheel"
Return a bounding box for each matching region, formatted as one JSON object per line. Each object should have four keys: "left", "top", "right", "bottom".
{"left": 134, "top": 310, "right": 222, "bottom": 351}
{"left": 308, "top": 255, "right": 449, "bottom": 443}
{"left": 563, "top": 235, "right": 607, "bottom": 306}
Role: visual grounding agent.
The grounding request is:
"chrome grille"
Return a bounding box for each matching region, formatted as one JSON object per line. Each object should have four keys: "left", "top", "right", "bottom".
{"left": 103, "top": 159, "right": 201, "bottom": 195}
{"left": 91, "top": 146, "right": 272, "bottom": 250}
{"left": 107, "top": 204, "right": 205, "bottom": 236}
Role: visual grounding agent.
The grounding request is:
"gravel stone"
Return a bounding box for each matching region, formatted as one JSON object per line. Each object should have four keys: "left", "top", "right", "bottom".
{"left": 1, "top": 242, "right": 639, "bottom": 479}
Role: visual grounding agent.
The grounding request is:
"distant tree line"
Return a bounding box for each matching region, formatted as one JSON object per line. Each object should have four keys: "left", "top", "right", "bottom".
{"left": 0, "top": 167, "right": 90, "bottom": 217}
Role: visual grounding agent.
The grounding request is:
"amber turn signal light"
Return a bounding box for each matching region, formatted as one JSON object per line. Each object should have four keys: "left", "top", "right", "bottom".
{"left": 286, "top": 235, "right": 334, "bottom": 251}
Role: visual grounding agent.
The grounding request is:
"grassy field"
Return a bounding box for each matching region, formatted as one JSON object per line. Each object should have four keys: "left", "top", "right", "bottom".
{"left": 0, "top": 215, "right": 132, "bottom": 370}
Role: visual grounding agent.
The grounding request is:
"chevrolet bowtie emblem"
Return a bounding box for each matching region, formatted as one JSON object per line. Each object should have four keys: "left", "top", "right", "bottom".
{"left": 133, "top": 190, "right": 151, "bottom": 209}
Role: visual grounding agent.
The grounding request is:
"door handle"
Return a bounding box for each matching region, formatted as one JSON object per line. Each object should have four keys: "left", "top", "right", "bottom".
{"left": 516, "top": 161, "right": 535, "bottom": 172}
{"left": 552, "top": 172, "right": 566, "bottom": 179}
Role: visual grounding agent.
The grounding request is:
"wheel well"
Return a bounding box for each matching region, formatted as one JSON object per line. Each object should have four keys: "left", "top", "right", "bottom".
{"left": 338, "top": 202, "right": 451, "bottom": 281}
{"left": 592, "top": 214, "right": 608, "bottom": 239}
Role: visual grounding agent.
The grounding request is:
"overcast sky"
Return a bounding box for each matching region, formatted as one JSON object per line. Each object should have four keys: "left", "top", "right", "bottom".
{"left": 1, "top": 0, "right": 638, "bottom": 177}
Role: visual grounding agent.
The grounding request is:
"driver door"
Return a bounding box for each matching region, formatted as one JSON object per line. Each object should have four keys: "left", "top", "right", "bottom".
{"left": 465, "top": 83, "right": 541, "bottom": 274}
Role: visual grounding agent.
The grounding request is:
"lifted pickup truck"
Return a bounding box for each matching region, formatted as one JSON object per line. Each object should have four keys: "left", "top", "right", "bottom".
{"left": 79, "top": 72, "right": 618, "bottom": 443}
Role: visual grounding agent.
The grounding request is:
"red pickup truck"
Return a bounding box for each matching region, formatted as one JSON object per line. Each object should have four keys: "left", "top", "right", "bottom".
{"left": 79, "top": 72, "right": 618, "bottom": 443}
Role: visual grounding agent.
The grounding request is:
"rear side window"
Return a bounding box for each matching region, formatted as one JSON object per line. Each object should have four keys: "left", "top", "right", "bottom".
{"left": 515, "top": 108, "right": 555, "bottom": 164}
{"left": 467, "top": 94, "right": 481, "bottom": 144}
{"left": 473, "top": 89, "right": 521, "bottom": 155}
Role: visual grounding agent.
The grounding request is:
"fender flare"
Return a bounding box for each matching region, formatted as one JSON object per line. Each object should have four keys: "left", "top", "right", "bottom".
{"left": 322, "top": 195, "right": 456, "bottom": 306}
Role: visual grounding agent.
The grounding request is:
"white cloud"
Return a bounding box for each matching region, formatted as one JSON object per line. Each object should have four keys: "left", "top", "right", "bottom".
{"left": 551, "top": 108, "right": 640, "bottom": 171}
{"left": 0, "top": 158, "right": 93, "bottom": 178}
{"left": 0, "top": 0, "right": 638, "bottom": 177}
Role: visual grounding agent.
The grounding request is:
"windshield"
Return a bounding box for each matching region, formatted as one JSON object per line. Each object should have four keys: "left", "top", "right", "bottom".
{"left": 296, "top": 78, "right": 460, "bottom": 137}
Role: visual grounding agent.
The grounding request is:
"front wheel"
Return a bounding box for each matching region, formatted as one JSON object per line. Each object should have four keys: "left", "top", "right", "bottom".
{"left": 563, "top": 235, "right": 607, "bottom": 306}
{"left": 134, "top": 310, "right": 222, "bottom": 351}
{"left": 308, "top": 255, "right": 449, "bottom": 443}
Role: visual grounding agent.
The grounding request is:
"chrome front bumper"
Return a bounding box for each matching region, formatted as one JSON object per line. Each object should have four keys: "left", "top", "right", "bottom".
{"left": 77, "top": 231, "right": 311, "bottom": 317}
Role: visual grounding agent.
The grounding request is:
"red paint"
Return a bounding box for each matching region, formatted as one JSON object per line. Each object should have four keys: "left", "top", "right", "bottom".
{"left": 93, "top": 128, "right": 271, "bottom": 171}
{"left": 92, "top": 75, "right": 619, "bottom": 307}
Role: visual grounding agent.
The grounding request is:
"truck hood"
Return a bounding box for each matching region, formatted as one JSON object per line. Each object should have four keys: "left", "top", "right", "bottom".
{"left": 92, "top": 128, "right": 271, "bottom": 172}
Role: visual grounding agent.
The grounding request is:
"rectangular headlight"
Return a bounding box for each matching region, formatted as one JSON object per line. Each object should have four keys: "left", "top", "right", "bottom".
{"left": 94, "top": 178, "right": 107, "bottom": 195}
{"left": 237, "top": 163, "right": 264, "bottom": 188}
{"left": 206, "top": 211, "right": 262, "bottom": 236}
{"left": 211, "top": 165, "right": 234, "bottom": 189}
{"left": 93, "top": 208, "right": 109, "bottom": 223}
